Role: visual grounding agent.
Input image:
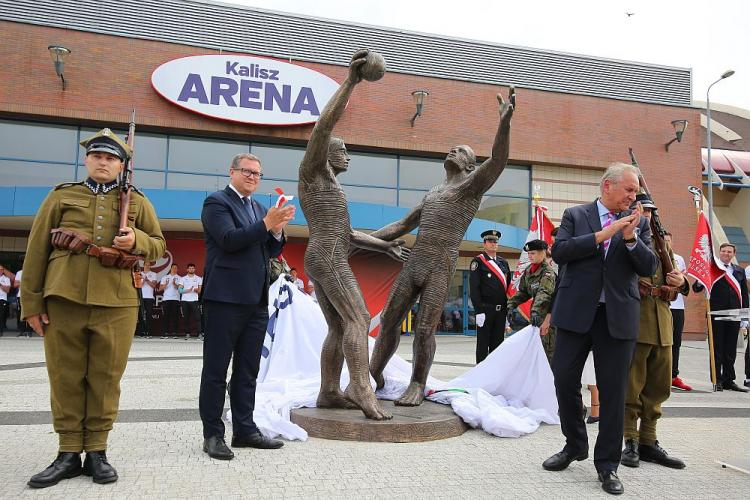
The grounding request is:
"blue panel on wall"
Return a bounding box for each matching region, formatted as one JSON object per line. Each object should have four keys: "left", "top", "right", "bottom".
{"left": 4, "top": 186, "right": 528, "bottom": 249}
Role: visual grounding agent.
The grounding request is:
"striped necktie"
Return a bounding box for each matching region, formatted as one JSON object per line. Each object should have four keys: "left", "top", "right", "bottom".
{"left": 602, "top": 211, "right": 615, "bottom": 253}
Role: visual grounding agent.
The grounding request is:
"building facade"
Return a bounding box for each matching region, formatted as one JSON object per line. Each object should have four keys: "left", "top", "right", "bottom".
{"left": 0, "top": 0, "right": 706, "bottom": 335}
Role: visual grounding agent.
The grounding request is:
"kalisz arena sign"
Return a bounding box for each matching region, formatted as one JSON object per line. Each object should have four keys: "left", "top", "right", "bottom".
{"left": 151, "top": 55, "right": 340, "bottom": 126}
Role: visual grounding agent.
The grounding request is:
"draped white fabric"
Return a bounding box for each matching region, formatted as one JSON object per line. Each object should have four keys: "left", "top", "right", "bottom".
{"left": 227, "top": 277, "right": 559, "bottom": 441}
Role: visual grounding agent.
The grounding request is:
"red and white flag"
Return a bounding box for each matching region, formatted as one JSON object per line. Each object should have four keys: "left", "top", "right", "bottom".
{"left": 507, "top": 205, "right": 555, "bottom": 319}
{"left": 274, "top": 187, "right": 294, "bottom": 208}
{"left": 687, "top": 211, "right": 742, "bottom": 301}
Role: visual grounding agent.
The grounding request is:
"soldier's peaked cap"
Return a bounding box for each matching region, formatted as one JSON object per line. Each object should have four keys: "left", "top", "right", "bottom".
{"left": 523, "top": 239, "right": 548, "bottom": 252}
{"left": 632, "top": 192, "right": 657, "bottom": 210}
{"left": 80, "top": 128, "right": 131, "bottom": 160}
{"left": 481, "top": 229, "right": 501, "bottom": 241}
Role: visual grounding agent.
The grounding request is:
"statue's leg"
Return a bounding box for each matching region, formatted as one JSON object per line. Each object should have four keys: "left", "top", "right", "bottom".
{"left": 320, "top": 266, "right": 392, "bottom": 420}
{"left": 370, "top": 273, "right": 418, "bottom": 390}
{"left": 315, "top": 282, "right": 357, "bottom": 410}
{"left": 395, "top": 277, "right": 448, "bottom": 407}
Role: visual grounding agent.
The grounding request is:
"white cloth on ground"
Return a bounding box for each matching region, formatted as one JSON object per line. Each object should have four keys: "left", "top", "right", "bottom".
{"left": 228, "top": 277, "right": 559, "bottom": 441}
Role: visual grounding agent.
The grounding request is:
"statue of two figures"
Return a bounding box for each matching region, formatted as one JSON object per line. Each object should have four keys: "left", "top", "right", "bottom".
{"left": 299, "top": 49, "right": 515, "bottom": 420}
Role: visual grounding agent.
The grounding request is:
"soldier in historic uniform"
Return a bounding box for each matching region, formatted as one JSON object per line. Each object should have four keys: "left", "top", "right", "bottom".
{"left": 22, "top": 128, "right": 166, "bottom": 488}
{"left": 507, "top": 239, "right": 557, "bottom": 364}
{"left": 621, "top": 193, "right": 688, "bottom": 470}
{"left": 469, "top": 229, "right": 511, "bottom": 363}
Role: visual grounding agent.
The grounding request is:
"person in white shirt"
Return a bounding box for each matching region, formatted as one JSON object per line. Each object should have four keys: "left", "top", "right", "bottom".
{"left": 664, "top": 233, "right": 692, "bottom": 391}
{"left": 140, "top": 262, "right": 158, "bottom": 338}
{"left": 179, "top": 263, "right": 203, "bottom": 340}
{"left": 0, "top": 264, "right": 11, "bottom": 336}
{"left": 159, "top": 264, "right": 182, "bottom": 339}
{"left": 14, "top": 268, "right": 31, "bottom": 337}
{"left": 289, "top": 267, "right": 305, "bottom": 292}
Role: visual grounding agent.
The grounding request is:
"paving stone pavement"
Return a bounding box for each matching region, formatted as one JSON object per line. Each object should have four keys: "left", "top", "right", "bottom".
{"left": 1, "top": 335, "right": 748, "bottom": 498}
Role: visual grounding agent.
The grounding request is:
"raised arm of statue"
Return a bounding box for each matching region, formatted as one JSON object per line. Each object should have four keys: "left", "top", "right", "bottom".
{"left": 469, "top": 87, "right": 516, "bottom": 196}
{"left": 369, "top": 202, "right": 423, "bottom": 242}
{"left": 299, "top": 50, "right": 369, "bottom": 178}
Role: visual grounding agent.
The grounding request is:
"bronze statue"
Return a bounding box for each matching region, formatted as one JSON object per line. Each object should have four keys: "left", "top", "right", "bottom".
{"left": 369, "top": 88, "right": 516, "bottom": 406}
{"left": 299, "top": 49, "right": 406, "bottom": 420}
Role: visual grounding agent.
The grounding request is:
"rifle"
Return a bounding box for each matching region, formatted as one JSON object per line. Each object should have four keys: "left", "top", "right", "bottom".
{"left": 628, "top": 147, "right": 674, "bottom": 275}
{"left": 120, "top": 110, "right": 143, "bottom": 287}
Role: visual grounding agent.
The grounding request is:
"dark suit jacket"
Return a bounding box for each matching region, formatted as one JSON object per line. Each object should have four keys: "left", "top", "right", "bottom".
{"left": 551, "top": 200, "right": 658, "bottom": 340}
{"left": 693, "top": 264, "right": 749, "bottom": 312}
{"left": 201, "top": 186, "right": 285, "bottom": 305}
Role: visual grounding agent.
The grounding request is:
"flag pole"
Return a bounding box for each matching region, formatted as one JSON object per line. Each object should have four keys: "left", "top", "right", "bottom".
{"left": 689, "top": 187, "right": 719, "bottom": 390}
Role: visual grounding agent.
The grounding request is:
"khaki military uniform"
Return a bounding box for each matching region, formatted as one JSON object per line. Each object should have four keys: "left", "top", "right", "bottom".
{"left": 624, "top": 243, "right": 687, "bottom": 445}
{"left": 507, "top": 260, "right": 557, "bottom": 363}
{"left": 22, "top": 180, "right": 165, "bottom": 452}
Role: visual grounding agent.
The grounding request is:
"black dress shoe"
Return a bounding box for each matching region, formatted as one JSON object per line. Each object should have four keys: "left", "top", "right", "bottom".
{"left": 620, "top": 439, "right": 639, "bottom": 468}
{"left": 542, "top": 450, "right": 588, "bottom": 471}
{"left": 598, "top": 470, "right": 624, "bottom": 495}
{"left": 82, "top": 451, "right": 118, "bottom": 484}
{"left": 723, "top": 381, "right": 749, "bottom": 393}
{"left": 28, "top": 452, "right": 82, "bottom": 488}
{"left": 203, "top": 436, "right": 234, "bottom": 460}
{"left": 232, "top": 432, "right": 284, "bottom": 449}
{"left": 639, "top": 441, "right": 686, "bottom": 469}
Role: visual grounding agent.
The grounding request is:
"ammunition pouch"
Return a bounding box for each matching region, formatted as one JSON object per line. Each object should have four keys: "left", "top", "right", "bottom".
{"left": 50, "top": 227, "right": 139, "bottom": 269}
{"left": 638, "top": 279, "right": 679, "bottom": 302}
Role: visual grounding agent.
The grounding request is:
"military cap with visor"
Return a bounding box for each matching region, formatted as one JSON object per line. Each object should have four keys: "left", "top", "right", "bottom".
{"left": 481, "top": 229, "right": 501, "bottom": 241}
{"left": 80, "top": 128, "right": 132, "bottom": 161}
{"left": 632, "top": 192, "right": 657, "bottom": 210}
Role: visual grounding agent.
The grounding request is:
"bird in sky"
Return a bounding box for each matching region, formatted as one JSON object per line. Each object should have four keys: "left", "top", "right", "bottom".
{"left": 626, "top": 12, "right": 635, "bottom": 17}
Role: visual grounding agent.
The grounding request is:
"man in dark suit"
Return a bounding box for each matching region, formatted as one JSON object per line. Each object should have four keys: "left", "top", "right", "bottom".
{"left": 542, "top": 163, "right": 658, "bottom": 496}
{"left": 199, "top": 153, "right": 295, "bottom": 460}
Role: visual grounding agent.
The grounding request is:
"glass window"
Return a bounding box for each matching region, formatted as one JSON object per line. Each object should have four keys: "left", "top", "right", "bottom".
{"left": 130, "top": 133, "right": 167, "bottom": 170}
{"left": 167, "top": 172, "right": 226, "bottom": 192}
{"left": 132, "top": 170, "right": 165, "bottom": 189}
{"left": 250, "top": 143, "right": 304, "bottom": 181}
{"left": 486, "top": 164, "right": 530, "bottom": 197}
{"left": 341, "top": 185, "right": 397, "bottom": 205}
{"left": 337, "top": 152, "right": 397, "bottom": 187}
{"left": 1, "top": 160, "right": 75, "bottom": 186}
{"left": 398, "top": 189, "right": 428, "bottom": 208}
{"left": 398, "top": 156, "right": 445, "bottom": 190}
{"left": 0, "top": 120, "right": 78, "bottom": 163}
{"left": 168, "top": 136, "right": 248, "bottom": 174}
{"left": 476, "top": 196, "right": 530, "bottom": 228}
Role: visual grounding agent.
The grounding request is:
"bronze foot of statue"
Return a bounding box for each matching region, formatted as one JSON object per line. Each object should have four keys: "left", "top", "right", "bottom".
{"left": 344, "top": 384, "right": 393, "bottom": 420}
{"left": 394, "top": 382, "right": 426, "bottom": 406}
{"left": 316, "top": 389, "right": 358, "bottom": 410}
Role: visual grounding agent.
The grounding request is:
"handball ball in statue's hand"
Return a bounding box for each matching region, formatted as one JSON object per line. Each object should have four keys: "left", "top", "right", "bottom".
{"left": 357, "top": 51, "right": 387, "bottom": 81}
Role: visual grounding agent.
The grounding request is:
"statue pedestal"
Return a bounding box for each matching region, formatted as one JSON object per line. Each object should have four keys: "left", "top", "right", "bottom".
{"left": 290, "top": 400, "right": 468, "bottom": 442}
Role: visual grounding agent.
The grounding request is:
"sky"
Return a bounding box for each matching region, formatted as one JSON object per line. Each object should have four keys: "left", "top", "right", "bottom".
{"left": 220, "top": 0, "right": 749, "bottom": 110}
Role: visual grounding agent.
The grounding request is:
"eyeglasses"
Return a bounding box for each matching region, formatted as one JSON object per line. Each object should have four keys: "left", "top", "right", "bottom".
{"left": 232, "top": 168, "right": 264, "bottom": 179}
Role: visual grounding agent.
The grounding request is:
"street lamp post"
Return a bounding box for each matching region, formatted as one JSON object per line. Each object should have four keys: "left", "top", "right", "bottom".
{"left": 706, "top": 70, "right": 735, "bottom": 232}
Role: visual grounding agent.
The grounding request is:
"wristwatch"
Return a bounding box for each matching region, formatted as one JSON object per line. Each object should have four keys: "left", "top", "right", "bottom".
{"left": 623, "top": 236, "right": 637, "bottom": 244}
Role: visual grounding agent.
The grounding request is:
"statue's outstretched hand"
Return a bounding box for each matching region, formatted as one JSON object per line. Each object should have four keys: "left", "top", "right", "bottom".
{"left": 348, "top": 49, "right": 370, "bottom": 84}
{"left": 497, "top": 86, "right": 516, "bottom": 124}
{"left": 387, "top": 239, "right": 411, "bottom": 263}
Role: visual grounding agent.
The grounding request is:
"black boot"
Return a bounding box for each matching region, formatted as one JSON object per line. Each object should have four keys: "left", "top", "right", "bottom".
{"left": 82, "top": 450, "right": 118, "bottom": 484}
{"left": 639, "top": 441, "right": 686, "bottom": 469}
{"left": 28, "top": 452, "right": 82, "bottom": 488}
{"left": 620, "top": 439, "right": 639, "bottom": 468}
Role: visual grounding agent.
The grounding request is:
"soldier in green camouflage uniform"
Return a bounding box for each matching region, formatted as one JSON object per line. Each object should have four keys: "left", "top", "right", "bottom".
{"left": 507, "top": 239, "right": 557, "bottom": 364}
